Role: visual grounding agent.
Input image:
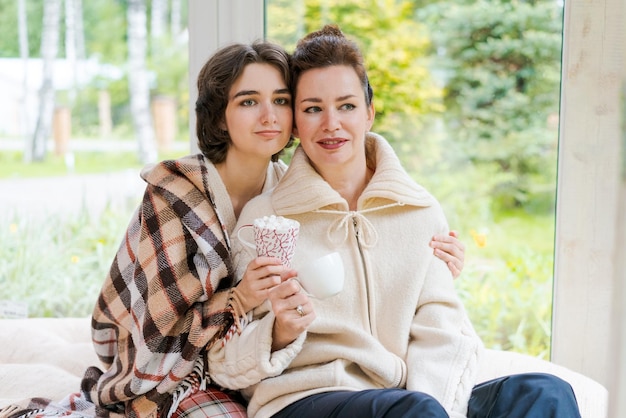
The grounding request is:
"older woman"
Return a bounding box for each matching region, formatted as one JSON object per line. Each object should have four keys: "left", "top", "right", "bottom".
{"left": 209, "top": 25, "right": 581, "bottom": 418}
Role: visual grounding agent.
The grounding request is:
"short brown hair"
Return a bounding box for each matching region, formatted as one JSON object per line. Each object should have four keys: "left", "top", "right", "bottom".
{"left": 195, "top": 41, "right": 293, "bottom": 163}
{"left": 290, "top": 24, "right": 373, "bottom": 106}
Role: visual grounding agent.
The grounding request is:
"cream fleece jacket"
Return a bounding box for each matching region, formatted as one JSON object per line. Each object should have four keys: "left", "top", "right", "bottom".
{"left": 209, "top": 133, "right": 483, "bottom": 418}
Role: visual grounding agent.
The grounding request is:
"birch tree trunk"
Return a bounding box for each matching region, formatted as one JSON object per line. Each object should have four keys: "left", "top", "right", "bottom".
{"left": 74, "top": 0, "right": 86, "bottom": 60}
{"left": 170, "top": 0, "right": 182, "bottom": 37}
{"left": 31, "top": 0, "right": 62, "bottom": 162}
{"left": 64, "top": 0, "right": 77, "bottom": 103}
{"left": 151, "top": 0, "right": 167, "bottom": 40}
{"left": 18, "top": 0, "right": 31, "bottom": 161}
{"left": 128, "top": 0, "right": 157, "bottom": 164}
{"left": 150, "top": 0, "right": 168, "bottom": 59}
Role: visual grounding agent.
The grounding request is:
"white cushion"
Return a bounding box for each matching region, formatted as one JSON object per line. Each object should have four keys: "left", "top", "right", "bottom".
{"left": 0, "top": 317, "right": 99, "bottom": 408}
{"left": 0, "top": 317, "right": 609, "bottom": 418}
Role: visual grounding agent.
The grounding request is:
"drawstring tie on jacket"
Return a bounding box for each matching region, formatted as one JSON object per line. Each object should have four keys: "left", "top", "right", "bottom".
{"left": 314, "top": 203, "right": 402, "bottom": 248}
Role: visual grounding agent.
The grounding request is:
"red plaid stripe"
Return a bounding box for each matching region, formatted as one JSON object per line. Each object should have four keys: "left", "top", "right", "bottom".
{"left": 171, "top": 386, "right": 247, "bottom": 418}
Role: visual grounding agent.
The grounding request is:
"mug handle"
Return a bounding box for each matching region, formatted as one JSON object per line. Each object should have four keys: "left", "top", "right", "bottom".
{"left": 292, "top": 277, "right": 316, "bottom": 299}
{"left": 236, "top": 224, "right": 256, "bottom": 250}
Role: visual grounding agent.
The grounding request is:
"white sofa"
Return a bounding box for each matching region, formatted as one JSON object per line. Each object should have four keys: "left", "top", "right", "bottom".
{"left": 0, "top": 317, "right": 609, "bottom": 417}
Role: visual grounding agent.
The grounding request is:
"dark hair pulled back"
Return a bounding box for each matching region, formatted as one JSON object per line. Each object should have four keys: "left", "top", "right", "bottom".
{"left": 290, "top": 24, "right": 373, "bottom": 106}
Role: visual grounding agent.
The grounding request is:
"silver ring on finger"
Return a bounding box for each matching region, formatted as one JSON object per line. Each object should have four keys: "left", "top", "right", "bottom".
{"left": 295, "top": 304, "right": 305, "bottom": 317}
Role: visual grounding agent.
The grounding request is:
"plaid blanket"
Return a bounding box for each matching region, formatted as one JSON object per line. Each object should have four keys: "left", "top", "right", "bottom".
{"left": 0, "top": 154, "right": 248, "bottom": 418}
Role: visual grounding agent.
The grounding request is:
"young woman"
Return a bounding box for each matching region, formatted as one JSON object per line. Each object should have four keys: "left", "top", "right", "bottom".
{"left": 2, "top": 41, "right": 294, "bottom": 418}
{"left": 84, "top": 41, "right": 296, "bottom": 418}
{"left": 208, "top": 25, "right": 581, "bottom": 418}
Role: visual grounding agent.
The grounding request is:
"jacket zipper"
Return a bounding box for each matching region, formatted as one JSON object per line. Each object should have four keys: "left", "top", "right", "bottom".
{"left": 353, "top": 216, "right": 374, "bottom": 335}
{"left": 354, "top": 214, "right": 403, "bottom": 388}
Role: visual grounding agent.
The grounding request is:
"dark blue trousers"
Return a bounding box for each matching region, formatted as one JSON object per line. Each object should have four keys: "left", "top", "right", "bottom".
{"left": 271, "top": 373, "right": 581, "bottom": 418}
{"left": 468, "top": 373, "right": 581, "bottom": 418}
{"left": 271, "top": 388, "right": 447, "bottom": 418}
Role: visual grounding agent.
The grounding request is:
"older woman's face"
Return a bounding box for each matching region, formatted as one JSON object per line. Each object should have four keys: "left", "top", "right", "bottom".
{"left": 293, "top": 65, "right": 374, "bottom": 174}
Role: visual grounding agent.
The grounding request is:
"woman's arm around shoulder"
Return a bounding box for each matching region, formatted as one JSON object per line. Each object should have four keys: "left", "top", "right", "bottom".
{"left": 431, "top": 230, "right": 465, "bottom": 279}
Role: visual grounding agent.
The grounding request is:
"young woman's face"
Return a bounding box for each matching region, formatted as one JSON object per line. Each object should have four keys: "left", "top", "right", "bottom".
{"left": 223, "top": 63, "right": 293, "bottom": 160}
{"left": 293, "top": 65, "right": 374, "bottom": 174}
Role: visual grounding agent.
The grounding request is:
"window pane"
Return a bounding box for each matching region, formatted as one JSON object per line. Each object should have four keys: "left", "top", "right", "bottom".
{"left": 0, "top": 0, "right": 189, "bottom": 318}
{"left": 266, "top": 0, "right": 562, "bottom": 358}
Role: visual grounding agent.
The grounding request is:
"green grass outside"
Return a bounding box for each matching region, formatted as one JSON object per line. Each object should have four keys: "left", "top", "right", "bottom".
{"left": 0, "top": 149, "right": 190, "bottom": 179}
{"left": 0, "top": 151, "right": 142, "bottom": 179}
{"left": 456, "top": 212, "right": 555, "bottom": 358}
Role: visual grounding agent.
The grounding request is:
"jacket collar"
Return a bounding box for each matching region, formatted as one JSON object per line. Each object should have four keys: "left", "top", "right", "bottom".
{"left": 271, "top": 133, "right": 436, "bottom": 216}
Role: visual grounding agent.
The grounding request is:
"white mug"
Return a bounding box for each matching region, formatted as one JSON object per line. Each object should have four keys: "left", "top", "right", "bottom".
{"left": 296, "top": 252, "right": 344, "bottom": 299}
